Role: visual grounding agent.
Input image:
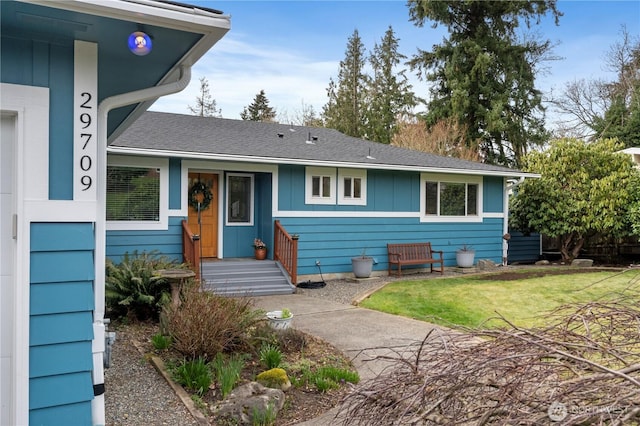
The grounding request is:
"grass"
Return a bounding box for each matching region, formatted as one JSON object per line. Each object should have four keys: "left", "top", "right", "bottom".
{"left": 359, "top": 268, "right": 640, "bottom": 329}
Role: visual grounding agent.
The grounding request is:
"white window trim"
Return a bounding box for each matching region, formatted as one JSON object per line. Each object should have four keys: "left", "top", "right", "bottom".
{"left": 420, "top": 173, "right": 483, "bottom": 223}
{"left": 225, "top": 172, "right": 254, "bottom": 226}
{"left": 305, "top": 166, "right": 336, "bottom": 205}
{"left": 106, "top": 155, "right": 168, "bottom": 230}
{"left": 338, "top": 168, "right": 367, "bottom": 206}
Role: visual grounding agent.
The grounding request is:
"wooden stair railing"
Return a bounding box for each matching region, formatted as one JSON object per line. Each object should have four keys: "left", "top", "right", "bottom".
{"left": 274, "top": 220, "right": 298, "bottom": 285}
{"left": 181, "top": 220, "right": 201, "bottom": 280}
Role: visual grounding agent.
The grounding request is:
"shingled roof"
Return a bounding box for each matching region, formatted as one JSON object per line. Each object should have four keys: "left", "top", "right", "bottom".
{"left": 110, "top": 111, "right": 534, "bottom": 177}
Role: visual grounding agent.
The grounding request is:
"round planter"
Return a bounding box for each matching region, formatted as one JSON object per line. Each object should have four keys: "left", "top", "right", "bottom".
{"left": 351, "top": 256, "right": 373, "bottom": 278}
{"left": 254, "top": 248, "right": 267, "bottom": 260}
{"left": 456, "top": 250, "right": 475, "bottom": 268}
{"left": 266, "top": 310, "right": 293, "bottom": 330}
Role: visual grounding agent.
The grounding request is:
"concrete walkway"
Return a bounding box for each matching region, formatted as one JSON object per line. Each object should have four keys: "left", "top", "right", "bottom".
{"left": 252, "top": 294, "right": 451, "bottom": 425}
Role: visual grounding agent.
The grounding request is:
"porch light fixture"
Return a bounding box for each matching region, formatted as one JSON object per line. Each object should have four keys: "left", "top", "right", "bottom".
{"left": 128, "top": 31, "right": 152, "bottom": 56}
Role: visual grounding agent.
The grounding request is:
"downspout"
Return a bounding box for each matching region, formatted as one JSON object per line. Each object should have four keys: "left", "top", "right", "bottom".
{"left": 503, "top": 176, "right": 526, "bottom": 266}
{"left": 92, "top": 66, "right": 191, "bottom": 426}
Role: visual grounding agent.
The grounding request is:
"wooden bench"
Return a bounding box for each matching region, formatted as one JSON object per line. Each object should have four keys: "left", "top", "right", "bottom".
{"left": 387, "top": 243, "right": 444, "bottom": 277}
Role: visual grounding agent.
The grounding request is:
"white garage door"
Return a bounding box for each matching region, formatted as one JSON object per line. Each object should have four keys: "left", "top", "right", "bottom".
{"left": 0, "top": 112, "right": 16, "bottom": 426}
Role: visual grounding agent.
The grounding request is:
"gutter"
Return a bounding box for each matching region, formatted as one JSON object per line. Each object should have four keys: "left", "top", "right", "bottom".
{"left": 502, "top": 176, "right": 527, "bottom": 266}
{"left": 92, "top": 66, "right": 191, "bottom": 426}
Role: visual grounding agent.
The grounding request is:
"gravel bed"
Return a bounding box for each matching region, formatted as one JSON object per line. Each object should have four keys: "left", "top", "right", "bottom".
{"left": 104, "top": 325, "right": 199, "bottom": 426}
{"left": 295, "top": 269, "right": 460, "bottom": 305}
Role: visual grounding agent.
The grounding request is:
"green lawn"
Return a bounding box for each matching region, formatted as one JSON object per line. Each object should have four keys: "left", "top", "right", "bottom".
{"left": 359, "top": 268, "right": 640, "bottom": 329}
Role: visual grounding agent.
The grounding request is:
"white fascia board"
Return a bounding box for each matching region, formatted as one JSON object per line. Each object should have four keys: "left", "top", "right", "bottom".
{"left": 20, "top": 0, "right": 231, "bottom": 33}
{"left": 107, "top": 146, "right": 541, "bottom": 179}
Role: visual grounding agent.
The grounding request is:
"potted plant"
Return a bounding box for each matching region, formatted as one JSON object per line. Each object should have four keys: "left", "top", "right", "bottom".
{"left": 266, "top": 308, "right": 293, "bottom": 330}
{"left": 351, "top": 249, "right": 374, "bottom": 278}
{"left": 456, "top": 244, "right": 475, "bottom": 268}
{"left": 253, "top": 238, "right": 267, "bottom": 260}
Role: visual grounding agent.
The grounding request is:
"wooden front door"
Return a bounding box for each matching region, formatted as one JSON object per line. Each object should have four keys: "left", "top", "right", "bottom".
{"left": 187, "top": 173, "right": 218, "bottom": 258}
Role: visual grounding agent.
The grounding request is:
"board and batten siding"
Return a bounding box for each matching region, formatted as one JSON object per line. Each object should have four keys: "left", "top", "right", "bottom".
{"left": 1, "top": 36, "right": 75, "bottom": 200}
{"left": 29, "top": 223, "right": 95, "bottom": 424}
{"left": 507, "top": 231, "right": 542, "bottom": 264}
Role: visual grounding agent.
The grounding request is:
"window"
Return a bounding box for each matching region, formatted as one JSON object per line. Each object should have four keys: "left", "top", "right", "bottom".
{"left": 227, "top": 173, "right": 253, "bottom": 225}
{"left": 338, "top": 168, "right": 367, "bottom": 205}
{"left": 107, "top": 166, "right": 160, "bottom": 221}
{"left": 106, "top": 156, "right": 168, "bottom": 230}
{"left": 421, "top": 173, "right": 482, "bottom": 221}
{"left": 305, "top": 167, "right": 336, "bottom": 205}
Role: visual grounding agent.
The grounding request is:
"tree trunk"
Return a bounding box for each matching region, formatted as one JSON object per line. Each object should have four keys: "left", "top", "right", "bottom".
{"left": 559, "top": 233, "right": 585, "bottom": 263}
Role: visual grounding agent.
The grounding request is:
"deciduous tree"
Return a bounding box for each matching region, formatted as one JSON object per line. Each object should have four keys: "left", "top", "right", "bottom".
{"left": 188, "top": 77, "right": 221, "bottom": 117}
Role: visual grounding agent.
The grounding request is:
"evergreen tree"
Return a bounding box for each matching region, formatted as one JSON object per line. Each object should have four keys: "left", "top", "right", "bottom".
{"left": 365, "top": 26, "right": 420, "bottom": 144}
{"left": 407, "top": 0, "right": 561, "bottom": 166}
{"left": 322, "top": 29, "right": 367, "bottom": 138}
{"left": 188, "top": 77, "right": 221, "bottom": 117}
{"left": 240, "top": 89, "right": 276, "bottom": 122}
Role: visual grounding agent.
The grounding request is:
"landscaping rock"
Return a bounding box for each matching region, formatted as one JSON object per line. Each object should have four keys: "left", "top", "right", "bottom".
{"left": 212, "top": 382, "right": 285, "bottom": 425}
{"left": 571, "top": 258, "right": 594, "bottom": 267}
{"left": 535, "top": 260, "right": 550, "bottom": 265}
{"left": 476, "top": 259, "right": 498, "bottom": 271}
{"left": 256, "top": 368, "right": 292, "bottom": 391}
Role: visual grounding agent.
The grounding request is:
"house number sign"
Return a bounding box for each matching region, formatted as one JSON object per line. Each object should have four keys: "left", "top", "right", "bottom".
{"left": 73, "top": 41, "right": 98, "bottom": 201}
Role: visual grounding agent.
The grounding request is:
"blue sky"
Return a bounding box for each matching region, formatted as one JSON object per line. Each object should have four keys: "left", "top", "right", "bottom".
{"left": 151, "top": 1, "right": 640, "bottom": 128}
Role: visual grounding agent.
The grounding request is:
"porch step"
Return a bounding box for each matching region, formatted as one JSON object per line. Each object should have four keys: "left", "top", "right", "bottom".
{"left": 200, "top": 260, "right": 295, "bottom": 297}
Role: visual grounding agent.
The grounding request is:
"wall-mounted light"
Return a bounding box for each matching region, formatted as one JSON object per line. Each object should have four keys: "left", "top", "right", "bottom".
{"left": 128, "top": 31, "right": 152, "bottom": 56}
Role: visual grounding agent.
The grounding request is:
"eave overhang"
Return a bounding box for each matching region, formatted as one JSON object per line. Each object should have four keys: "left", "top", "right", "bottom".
{"left": 106, "top": 145, "right": 542, "bottom": 179}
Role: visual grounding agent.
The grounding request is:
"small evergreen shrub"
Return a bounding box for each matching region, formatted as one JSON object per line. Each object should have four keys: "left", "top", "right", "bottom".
{"left": 174, "top": 357, "right": 211, "bottom": 396}
{"left": 164, "top": 284, "right": 262, "bottom": 359}
{"left": 105, "top": 250, "right": 177, "bottom": 320}
{"left": 259, "top": 343, "right": 283, "bottom": 369}
{"left": 256, "top": 368, "right": 290, "bottom": 389}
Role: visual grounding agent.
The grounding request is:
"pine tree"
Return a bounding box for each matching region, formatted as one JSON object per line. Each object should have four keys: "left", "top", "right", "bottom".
{"left": 188, "top": 77, "right": 221, "bottom": 117}
{"left": 407, "top": 0, "right": 561, "bottom": 166}
{"left": 365, "top": 26, "right": 420, "bottom": 144}
{"left": 322, "top": 29, "right": 367, "bottom": 138}
{"left": 240, "top": 89, "right": 276, "bottom": 122}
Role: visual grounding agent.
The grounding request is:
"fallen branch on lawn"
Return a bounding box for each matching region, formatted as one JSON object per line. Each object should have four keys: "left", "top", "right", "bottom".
{"left": 337, "top": 300, "right": 640, "bottom": 425}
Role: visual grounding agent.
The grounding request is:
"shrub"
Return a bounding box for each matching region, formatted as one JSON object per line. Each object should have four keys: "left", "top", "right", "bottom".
{"left": 105, "top": 250, "right": 177, "bottom": 320}
{"left": 164, "top": 284, "right": 262, "bottom": 359}
{"left": 259, "top": 343, "right": 283, "bottom": 369}
{"left": 174, "top": 357, "right": 211, "bottom": 396}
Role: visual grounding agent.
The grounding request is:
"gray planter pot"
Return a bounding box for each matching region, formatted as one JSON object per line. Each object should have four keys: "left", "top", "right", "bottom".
{"left": 456, "top": 250, "right": 475, "bottom": 268}
{"left": 352, "top": 256, "right": 374, "bottom": 278}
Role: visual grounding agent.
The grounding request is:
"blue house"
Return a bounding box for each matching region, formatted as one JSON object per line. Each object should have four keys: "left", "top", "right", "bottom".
{"left": 107, "top": 112, "right": 538, "bottom": 283}
{"left": 0, "top": 1, "right": 229, "bottom": 424}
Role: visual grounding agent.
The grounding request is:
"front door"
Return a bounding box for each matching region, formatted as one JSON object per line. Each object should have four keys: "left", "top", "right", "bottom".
{"left": 187, "top": 173, "right": 218, "bottom": 258}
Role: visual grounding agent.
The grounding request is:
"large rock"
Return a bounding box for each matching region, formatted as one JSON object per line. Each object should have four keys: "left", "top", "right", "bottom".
{"left": 212, "top": 382, "right": 285, "bottom": 425}
{"left": 476, "top": 259, "right": 498, "bottom": 271}
{"left": 571, "top": 258, "right": 594, "bottom": 267}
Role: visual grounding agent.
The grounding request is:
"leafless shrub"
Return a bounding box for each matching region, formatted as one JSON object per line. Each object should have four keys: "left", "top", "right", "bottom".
{"left": 163, "top": 284, "right": 262, "bottom": 360}
{"left": 338, "top": 298, "right": 640, "bottom": 425}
